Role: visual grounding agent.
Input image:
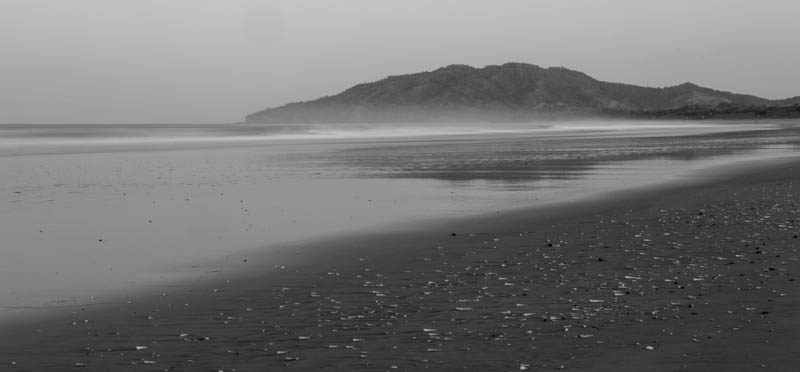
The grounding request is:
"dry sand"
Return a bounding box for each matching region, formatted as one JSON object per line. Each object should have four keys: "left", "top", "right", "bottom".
{"left": 1, "top": 160, "right": 798, "bottom": 371}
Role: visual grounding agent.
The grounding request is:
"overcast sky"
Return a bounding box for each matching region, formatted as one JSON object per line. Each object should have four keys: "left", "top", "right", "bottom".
{"left": 2, "top": 0, "right": 799, "bottom": 124}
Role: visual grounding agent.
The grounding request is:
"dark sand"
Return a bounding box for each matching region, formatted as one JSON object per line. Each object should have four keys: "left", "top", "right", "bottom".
{"left": 2, "top": 160, "right": 799, "bottom": 372}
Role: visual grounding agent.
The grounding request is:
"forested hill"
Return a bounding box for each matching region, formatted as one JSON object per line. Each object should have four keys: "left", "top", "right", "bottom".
{"left": 246, "top": 63, "right": 800, "bottom": 123}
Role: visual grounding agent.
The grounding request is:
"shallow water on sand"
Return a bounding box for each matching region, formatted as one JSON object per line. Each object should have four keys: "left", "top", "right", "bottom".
{"left": 1, "top": 120, "right": 799, "bottom": 321}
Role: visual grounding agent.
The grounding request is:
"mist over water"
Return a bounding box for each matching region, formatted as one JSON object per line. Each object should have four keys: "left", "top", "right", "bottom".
{"left": 1, "top": 120, "right": 799, "bottom": 322}
{"left": 0, "top": 121, "right": 775, "bottom": 152}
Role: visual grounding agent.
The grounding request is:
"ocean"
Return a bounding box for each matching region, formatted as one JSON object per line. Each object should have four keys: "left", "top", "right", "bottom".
{"left": 1, "top": 120, "right": 799, "bottom": 322}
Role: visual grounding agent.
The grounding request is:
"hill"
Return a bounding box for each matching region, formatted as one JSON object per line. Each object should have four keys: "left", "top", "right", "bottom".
{"left": 245, "top": 63, "right": 800, "bottom": 123}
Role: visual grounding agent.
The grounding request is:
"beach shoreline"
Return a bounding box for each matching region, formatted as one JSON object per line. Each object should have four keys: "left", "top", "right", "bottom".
{"left": 1, "top": 156, "right": 798, "bottom": 371}
{"left": 5, "top": 121, "right": 797, "bottom": 325}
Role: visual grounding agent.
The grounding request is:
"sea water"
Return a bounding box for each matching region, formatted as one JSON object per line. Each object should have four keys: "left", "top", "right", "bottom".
{"left": 1, "top": 120, "right": 799, "bottom": 322}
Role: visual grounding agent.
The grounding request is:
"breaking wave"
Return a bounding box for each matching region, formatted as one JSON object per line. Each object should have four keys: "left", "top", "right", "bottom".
{"left": 0, "top": 121, "right": 774, "bottom": 151}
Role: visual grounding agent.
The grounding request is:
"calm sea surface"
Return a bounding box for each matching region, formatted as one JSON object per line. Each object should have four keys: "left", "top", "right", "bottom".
{"left": 1, "top": 120, "right": 799, "bottom": 321}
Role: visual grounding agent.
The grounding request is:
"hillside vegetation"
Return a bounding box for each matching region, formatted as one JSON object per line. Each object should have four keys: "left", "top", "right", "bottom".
{"left": 246, "top": 63, "right": 800, "bottom": 123}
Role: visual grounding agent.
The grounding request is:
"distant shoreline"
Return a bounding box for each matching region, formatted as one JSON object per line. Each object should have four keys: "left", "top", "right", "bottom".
{"left": 242, "top": 106, "right": 800, "bottom": 124}
{"left": 604, "top": 105, "right": 800, "bottom": 121}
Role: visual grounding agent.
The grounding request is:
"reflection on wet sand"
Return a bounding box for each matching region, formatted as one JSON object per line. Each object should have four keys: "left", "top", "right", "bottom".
{"left": 329, "top": 125, "right": 800, "bottom": 185}
{"left": 1, "top": 121, "right": 799, "bottom": 324}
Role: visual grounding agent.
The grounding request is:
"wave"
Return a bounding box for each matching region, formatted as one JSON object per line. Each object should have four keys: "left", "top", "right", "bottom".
{"left": 0, "top": 121, "right": 774, "bottom": 149}
{"left": 242, "top": 121, "right": 772, "bottom": 141}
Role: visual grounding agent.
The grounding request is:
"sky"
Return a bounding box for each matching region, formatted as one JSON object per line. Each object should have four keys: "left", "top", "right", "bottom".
{"left": 1, "top": 0, "right": 799, "bottom": 124}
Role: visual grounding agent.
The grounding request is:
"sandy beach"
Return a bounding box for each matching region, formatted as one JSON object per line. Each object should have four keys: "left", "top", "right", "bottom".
{"left": 1, "top": 155, "right": 797, "bottom": 371}
{"left": 5, "top": 2, "right": 800, "bottom": 371}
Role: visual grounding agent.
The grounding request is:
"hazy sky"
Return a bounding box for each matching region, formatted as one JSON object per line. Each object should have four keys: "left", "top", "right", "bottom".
{"left": 2, "top": 0, "right": 799, "bottom": 124}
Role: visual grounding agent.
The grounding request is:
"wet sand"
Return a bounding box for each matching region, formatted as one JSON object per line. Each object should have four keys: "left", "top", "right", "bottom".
{"left": 2, "top": 159, "right": 799, "bottom": 371}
